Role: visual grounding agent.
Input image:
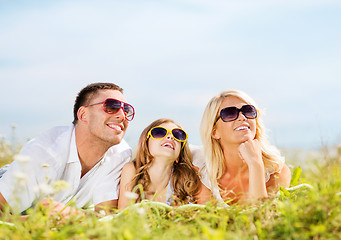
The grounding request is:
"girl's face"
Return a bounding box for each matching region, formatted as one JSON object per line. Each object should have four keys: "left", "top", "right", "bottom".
{"left": 212, "top": 96, "right": 257, "bottom": 146}
{"left": 148, "top": 122, "right": 182, "bottom": 162}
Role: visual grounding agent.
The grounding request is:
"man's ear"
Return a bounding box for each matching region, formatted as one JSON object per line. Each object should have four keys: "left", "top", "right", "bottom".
{"left": 77, "top": 106, "right": 87, "bottom": 123}
{"left": 211, "top": 127, "right": 220, "bottom": 140}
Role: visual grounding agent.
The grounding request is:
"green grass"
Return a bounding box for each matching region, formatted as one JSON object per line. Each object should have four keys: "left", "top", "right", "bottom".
{"left": 1, "top": 138, "right": 341, "bottom": 239}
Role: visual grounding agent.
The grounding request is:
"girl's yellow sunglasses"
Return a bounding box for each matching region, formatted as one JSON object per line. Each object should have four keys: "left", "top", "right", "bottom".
{"left": 147, "top": 126, "right": 188, "bottom": 142}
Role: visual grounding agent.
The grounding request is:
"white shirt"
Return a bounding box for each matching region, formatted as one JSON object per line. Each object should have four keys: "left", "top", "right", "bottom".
{"left": 0, "top": 125, "right": 132, "bottom": 213}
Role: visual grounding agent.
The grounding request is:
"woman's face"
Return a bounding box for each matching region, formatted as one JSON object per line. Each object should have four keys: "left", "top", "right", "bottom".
{"left": 212, "top": 96, "right": 257, "bottom": 146}
{"left": 148, "top": 122, "right": 182, "bottom": 162}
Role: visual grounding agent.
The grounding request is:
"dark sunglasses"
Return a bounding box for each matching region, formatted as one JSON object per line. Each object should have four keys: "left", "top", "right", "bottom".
{"left": 85, "top": 98, "right": 135, "bottom": 121}
{"left": 147, "top": 126, "right": 188, "bottom": 142}
{"left": 216, "top": 105, "right": 257, "bottom": 123}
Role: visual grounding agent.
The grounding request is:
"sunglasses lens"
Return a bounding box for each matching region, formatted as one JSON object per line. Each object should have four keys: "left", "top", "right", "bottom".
{"left": 103, "top": 99, "right": 121, "bottom": 114}
{"left": 103, "top": 99, "right": 135, "bottom": 121}
{"left": 220, "top": 107, "right": 239, "bottom": 122}
{"left": 172, "top": 129, "right": 187, "bottom": 141}
{"left": 123, "top": 104, "right": 135, "bottom": 121}
{"left": 150, "top": 127, "right": 168, "bottom": 139}
{"left": 241, "top": 105, "right": 257, "bottom": 119}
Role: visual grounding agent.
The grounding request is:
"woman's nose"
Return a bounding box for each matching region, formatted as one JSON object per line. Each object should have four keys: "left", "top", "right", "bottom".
{"left": 236, "top": 111, "right": 247, "bottom": 121}
{"left": 166, "top": 133, "right": 174, "bottom": 140}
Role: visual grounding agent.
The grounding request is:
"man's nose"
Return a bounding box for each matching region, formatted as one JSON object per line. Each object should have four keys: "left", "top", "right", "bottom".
{"left": 115, "top": 107, "right": 126, "bottom": 121}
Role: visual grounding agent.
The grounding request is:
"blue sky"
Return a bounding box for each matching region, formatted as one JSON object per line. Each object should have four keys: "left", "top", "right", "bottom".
{"left": 0, "top": 0, "right": 340, "bottom": 150}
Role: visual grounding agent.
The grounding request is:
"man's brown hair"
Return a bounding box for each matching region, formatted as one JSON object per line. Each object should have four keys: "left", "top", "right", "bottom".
{"left": 73, "top": 82, "right": 123, "bottom": 124}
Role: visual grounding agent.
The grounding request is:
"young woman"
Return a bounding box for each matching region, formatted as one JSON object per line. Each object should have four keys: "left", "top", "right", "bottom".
{"left": 199, "top": 90, "right": 291, "bottom": 205}
{"left": 118, "top": 118, "right": 211, "bottom": 208}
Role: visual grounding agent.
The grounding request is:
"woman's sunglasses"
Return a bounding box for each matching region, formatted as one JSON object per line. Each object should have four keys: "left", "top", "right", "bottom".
{"left": 216, "top": 105, "right": 257, "bottom": 123}
{"left": 85, "top": 98, "right": 135, "bottom": 121}
{"left": 147, "top": 126, "right": 188, "bottom": 142}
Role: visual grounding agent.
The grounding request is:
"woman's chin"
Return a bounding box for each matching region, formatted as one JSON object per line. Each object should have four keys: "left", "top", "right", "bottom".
{"left": 239, "top": 135, "right": 254, "bottom": 143}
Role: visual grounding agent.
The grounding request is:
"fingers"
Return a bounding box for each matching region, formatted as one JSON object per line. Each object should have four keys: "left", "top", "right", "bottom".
{"left": 240, "top": 139, "right": 261, "bottom": 153}
{"left": 38, "top": 198, "right": 84, "bottom": 218}
{"left": 238, "top": 139, "right": 262, "bottom": 167}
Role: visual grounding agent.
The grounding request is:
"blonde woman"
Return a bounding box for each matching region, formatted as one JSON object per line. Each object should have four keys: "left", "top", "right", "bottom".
{"left": 198, "top": 90, "right": 291, "bottom": 205}
{"left": 118, "top": 118, "right": 211, "bottom": 209}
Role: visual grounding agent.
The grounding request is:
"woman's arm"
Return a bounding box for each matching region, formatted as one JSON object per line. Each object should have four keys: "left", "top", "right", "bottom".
{"left": 0, "top": 192, "right": 7, "bottom": 213}
{"left": 192, "top": 166, "right": 214, "bottom": 204}
{"left": 118, "top": 162, "right": 137, "bottom": 209}
{"left": 248, "top": 162, "right": 268, "bottom": 200}
{"left": 94, "top": 200, "right": 118, "bottom": 214}
{"left": 195, "top": 182, "right": 213, "bottom": 204}
{"left": 239, "top": 139, "right": 268, "bottom": 201}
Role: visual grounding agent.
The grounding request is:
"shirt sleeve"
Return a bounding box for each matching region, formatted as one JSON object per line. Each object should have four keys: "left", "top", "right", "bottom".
{"left": 0, "top": 140, "right": 59, "bottom": 213}
{"left": 92, "top": 173, "right": 120, "bottom": 205}
{"left": 190, "top": 144, "right": 205, "bottom": 169}
{"left": 92, "top": 148, "right": 132, "bottom": 206}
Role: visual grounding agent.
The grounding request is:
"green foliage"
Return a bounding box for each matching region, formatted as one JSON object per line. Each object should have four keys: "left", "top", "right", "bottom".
{"left": 290, "top": 167, "right": 302, "bottom": 186}
{"left": 1, "top": 143, "right": 341, "bottom": 239}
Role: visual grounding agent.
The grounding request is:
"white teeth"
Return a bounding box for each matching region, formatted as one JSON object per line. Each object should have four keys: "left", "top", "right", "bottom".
{"left": 236, "top": 126, "right": 248, "bottom": 131}
{"left": 162, "top": 143, "right": 174, "bottom": 149}
{"left": 109, "top": 124, "right": 121, "bottom": 131}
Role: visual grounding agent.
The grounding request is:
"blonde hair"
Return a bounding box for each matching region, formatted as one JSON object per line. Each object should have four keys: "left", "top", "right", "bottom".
{"left": 200, "top": 90, "right": 284, "bottom": 190}
{"left": 132, "top": 118, "right": 200, "bottom": 205}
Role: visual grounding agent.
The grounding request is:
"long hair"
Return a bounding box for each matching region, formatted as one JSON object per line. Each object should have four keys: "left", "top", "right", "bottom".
{"left": 200, "top": 90, "right": 284, "bottom": 191}
{"left": 131, "top": 118, "right": 200, "bottom": 205}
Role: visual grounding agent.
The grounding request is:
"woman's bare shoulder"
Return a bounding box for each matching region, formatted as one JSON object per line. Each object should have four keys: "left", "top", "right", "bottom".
{"left": 123, "top": 162, "right": 136, "bottom": 171}
{"left": 267, "top": 164, "right": 291, "bottom": 189}
{"left": 121, "top": 162, "right": 137, "bottom": 178}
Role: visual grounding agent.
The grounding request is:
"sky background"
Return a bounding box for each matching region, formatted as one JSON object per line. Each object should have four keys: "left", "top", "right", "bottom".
{"left": 0, "top": 0, "right": 340, "bottom": 152}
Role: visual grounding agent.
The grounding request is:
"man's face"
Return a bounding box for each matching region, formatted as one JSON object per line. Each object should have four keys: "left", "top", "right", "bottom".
{"left": 84, "top": 89, "right": 130, "bottom": 147}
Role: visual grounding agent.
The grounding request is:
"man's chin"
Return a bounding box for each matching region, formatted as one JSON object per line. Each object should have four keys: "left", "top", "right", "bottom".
{"left": 110, "top": 135, "right": 124, "bottom": 146}
{"left": 99, "top": 135, "right": 123, "bottom": 148}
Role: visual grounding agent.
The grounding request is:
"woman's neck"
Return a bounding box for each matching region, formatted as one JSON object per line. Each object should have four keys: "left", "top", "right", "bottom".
{"left": 147, "top": 158, "right": 173, "bottom": 192}
{"left": 222, "top": 143, "right": 248, "bottom": 174}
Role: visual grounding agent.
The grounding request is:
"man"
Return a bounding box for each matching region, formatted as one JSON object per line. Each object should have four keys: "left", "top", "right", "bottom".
{"left": 0, "top": 82, "right": 134, "bottom": 214}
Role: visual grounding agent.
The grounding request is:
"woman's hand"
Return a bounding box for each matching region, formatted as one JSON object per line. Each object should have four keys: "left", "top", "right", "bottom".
{"left": 238, "top": 139, "right": 268, "bottom": 201}
{"left": 238, "top": 139, "right": 263, "bottom": 169}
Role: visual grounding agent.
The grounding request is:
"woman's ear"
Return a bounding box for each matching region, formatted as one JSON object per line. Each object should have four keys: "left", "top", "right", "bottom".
{"left": 211, "top": 127, "right": 220, "bottom": 140}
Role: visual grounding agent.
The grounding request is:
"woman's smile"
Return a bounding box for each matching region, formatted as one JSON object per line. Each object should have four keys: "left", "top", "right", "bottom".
{"left": 161, "top": 141, "right": 175, "bottom": 150}
{"left": 234, "top": 124, "right": 250, "bottom": 131}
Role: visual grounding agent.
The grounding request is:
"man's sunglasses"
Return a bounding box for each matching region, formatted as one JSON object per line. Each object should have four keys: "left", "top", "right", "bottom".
{"left": 216, "top": 105, "right": 257, "bottom": 123}
{"left": 85, "top": 98, "right": 135, "bottom": 121}
{"left": 147, "top": 126, "right": 188, "bottom": 142}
